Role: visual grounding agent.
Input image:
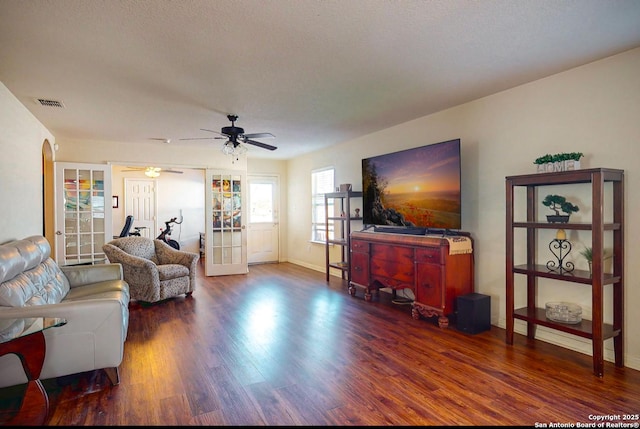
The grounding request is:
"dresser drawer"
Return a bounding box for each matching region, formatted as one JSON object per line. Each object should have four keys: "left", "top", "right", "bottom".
{"left": 371, "top": 243, "right": 413, "bottom": 262}
{"left": 370, "top": 258, "right": 414, "bottom": 283}
{"left": 351, "top": 239, "right": 369, "bottom": 254}
{"left": 415, "top": 262, "right": 443, "bottom": 308}
{"left": 415, "top": 247, "right": 443, "bottom": 265}
{"left": 350, "top": 252, "right": 370, "bottom": 285}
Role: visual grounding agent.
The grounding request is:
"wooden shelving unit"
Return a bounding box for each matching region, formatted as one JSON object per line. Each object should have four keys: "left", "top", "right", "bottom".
{"left": 505, "top": 168, "right": 624, "bottom": 377}
{"left": 324, "top": 190, "right": 362, "bottom": 282}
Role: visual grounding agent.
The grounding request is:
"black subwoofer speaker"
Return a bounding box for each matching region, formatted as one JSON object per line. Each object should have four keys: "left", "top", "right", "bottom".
{"left": 456, "top": 293, "right": 491, "bottom": 334}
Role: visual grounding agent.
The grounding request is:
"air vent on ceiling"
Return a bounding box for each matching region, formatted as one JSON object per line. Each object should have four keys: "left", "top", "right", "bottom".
{"left": 35, "top": 98, "right": 65, "bottom": 108}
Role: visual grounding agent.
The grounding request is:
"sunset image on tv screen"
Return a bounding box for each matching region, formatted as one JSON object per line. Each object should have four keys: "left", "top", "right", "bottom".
{"left": 362, "top": 139, "right": 461, "bottom": 229}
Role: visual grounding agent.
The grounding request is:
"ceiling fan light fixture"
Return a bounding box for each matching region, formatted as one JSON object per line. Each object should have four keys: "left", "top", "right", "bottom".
{"left": 235, "top": 143, "right": 248, "bottom": 155}
{"left": 221, "top": 140, "right": 249, "bottom": 164}
{"left": 221, "top": 141, "right": 235, "bottom": 155}
{"left": 221, "top": 141, "right": 247, "bottom": 156}
{"left": 144, "top": 167, "right": 161, "bottom": 178}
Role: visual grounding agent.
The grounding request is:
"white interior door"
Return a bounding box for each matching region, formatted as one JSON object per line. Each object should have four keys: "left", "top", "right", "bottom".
{"left": 54, "top": 162, "right": 112, "bottom": 265}
{"left": 124, "top": 178, "right": 156, "bottom": 238}
{"left": 247, "top": 175, "right": 279, "bottom": 264}
{"left": 205, "top": 169, "right": 248, "bottom": 276}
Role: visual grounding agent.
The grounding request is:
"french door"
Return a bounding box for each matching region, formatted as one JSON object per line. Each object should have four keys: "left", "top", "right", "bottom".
{"left": 54, "top": 162, "right": 112, "bottom": 265}
{"left": 205, "top": 169, "right": 248, "bottom": 276}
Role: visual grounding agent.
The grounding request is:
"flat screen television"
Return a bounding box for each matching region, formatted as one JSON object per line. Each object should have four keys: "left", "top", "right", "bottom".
{"left": 361, "top": 138, "right": 461, "bottom": 231}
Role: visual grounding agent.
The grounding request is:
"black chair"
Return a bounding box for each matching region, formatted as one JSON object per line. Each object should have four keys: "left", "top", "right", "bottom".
{"left": 114, "top": 215, "right": 135, "bottom": 238}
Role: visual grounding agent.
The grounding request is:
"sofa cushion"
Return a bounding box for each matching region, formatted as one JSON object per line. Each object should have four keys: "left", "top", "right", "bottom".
{"left": 0, "top": 257, "right": 70, "bottom": 308}
{"left": 157, "top": 264, "right": 189, "bottom": 281}
{"left": 0, "top": 235, "right": 51, "bottom": 281}
{"left": 64, "top": 279, "right": 129, "bottom": 301}
{"left": 108, "top": 237, "right": 159, "bottom": 264}
{"left": 0, "top": 318, "right": 31, "bottom": 342}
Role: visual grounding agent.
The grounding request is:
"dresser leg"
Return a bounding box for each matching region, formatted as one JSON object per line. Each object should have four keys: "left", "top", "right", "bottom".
{"left": 411, "top": 307, "right": 420, "bottom": 320}
{"left": 438, "top": 316, "right": 449, "bottom": 328}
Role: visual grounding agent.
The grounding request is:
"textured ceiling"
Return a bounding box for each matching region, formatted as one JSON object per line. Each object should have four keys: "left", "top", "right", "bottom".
{"left": 1, "top": 0, "right": 640, "bottom": 160}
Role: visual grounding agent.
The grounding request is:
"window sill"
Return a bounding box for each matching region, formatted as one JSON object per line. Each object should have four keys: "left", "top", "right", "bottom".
{"left": 310, "top": 240, "right": 330, "bottom": 245}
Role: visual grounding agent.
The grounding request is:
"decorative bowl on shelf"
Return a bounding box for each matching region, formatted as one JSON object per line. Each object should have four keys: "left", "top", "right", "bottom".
{"left": 545, "top": 302, "right": 582, "bottom": 324}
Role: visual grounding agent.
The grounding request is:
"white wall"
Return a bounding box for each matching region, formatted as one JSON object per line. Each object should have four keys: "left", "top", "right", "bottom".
{"left": 286, "top": 47, "right": 640, "bottom": 369}
{"left": 1, "top": 47, "right": 638, "bottom": 370}
{"left": 54, "top": 138, "right": 255, "bottom": 254}
{"left": 110, "top": 166, "right": 205, "bottom": 254}
{"left": 0, "top": 82, "right": 55, "bottom": 243}
{"left": 54, "top": 139, "right": 290, "bottom": 257}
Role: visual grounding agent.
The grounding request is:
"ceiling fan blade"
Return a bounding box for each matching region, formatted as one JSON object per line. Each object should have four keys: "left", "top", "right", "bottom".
{"left": 150, "top": 138, "right": 171, "bottom": 144}
{"left": 201, "top": 128, "right": 229, "bottom": 137}
{"left": 243, "top": 132, "right": 275, "bottom": 139}
{"left": 164, "top": 169, "right": 184, "bottom": 174}
{"left": 243, "top": 139, "right": 278, "bottom": 151}
{"left": 178, "top": 137, "right": 223, "bottom": 141}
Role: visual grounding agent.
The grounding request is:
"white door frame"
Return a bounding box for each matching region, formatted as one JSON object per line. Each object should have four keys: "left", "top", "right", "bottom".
{"left": 247, "top": 174, "right": 280, "bottom": 264}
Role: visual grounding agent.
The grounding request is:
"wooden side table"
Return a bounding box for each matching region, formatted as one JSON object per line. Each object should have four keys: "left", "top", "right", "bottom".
{"left": 0, "top": 317, "right": 66, "bottom": 426}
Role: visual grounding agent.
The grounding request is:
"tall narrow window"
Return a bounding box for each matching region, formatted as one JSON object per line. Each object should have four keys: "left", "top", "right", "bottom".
{"left": 311, "top": 167, "right": 334, "bottom": 243}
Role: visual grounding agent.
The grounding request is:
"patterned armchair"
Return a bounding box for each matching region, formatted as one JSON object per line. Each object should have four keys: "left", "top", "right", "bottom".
{"left": 103, "top": 237, "right": 199, "bottom": 303}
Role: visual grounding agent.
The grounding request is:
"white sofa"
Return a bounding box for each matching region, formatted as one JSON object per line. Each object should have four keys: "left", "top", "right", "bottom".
{"left": 0, "top": 235, "right": 130, "bottom": 388}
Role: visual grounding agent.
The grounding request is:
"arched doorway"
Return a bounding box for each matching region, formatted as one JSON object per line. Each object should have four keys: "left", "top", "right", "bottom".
{"left": 42, "top": 140, "right": 56, "bottom": 252}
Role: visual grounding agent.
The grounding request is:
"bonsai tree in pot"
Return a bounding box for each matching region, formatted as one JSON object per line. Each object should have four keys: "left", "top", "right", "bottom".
{"left": 542, "top": 194, "right": 579, "bottom": 223}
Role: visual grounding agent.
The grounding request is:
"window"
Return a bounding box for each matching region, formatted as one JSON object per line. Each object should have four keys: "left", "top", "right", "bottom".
{"left": 249, "top": 182, "right": 274, "bottom": 223}
{"left": 311, "top": 167, "right": 334, "bottom": 243}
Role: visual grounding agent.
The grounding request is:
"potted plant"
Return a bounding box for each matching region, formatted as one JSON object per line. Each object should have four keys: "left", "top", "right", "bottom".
{"left": 534, "top": 152, "right": 584, "bottom": 173}
{"left": 533, "top": 154, "right": 554, "bottom": 165}
{"left": 579, "top": 246, "right": 611, "bottom": 277}
{"left": 542, "top": 194, "right": 579, "bottom": 223}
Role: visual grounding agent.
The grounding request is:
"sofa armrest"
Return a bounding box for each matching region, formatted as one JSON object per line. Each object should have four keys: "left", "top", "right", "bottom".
{"left": 61, "top": 263, "right": 123, "bottom": 288}
{"left": 0, "top": 294, "right": 129, "bottom": 388}
{"left": 0, "top": 296, "right": 127, "bottom": 334}
{"left": 104, "top": 245, "right": 158, "bottom": 270}
{"left": 103, "top": 244, "right": 161, "bottom": 287}
{"left": 155, "top": 240, "right": 199, "bottom": 268}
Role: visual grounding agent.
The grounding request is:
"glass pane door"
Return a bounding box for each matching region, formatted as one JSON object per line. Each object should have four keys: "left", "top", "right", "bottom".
{"left": 55, "top": 163, "right": 112, "bottom": 265}
{"left": 205, "top": 169, "right": 248, "bottom": 276}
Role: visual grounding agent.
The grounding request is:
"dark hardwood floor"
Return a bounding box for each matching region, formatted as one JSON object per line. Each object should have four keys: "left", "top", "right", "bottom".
{"left": 2, "top": 261, "right": 639, "bottom": 426}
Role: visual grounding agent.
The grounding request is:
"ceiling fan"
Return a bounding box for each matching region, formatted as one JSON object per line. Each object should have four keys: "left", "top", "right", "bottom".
{"left": 121, "top": 166, "right": 184, "bottom": 177}
{"left": 181, "top": 115, "right": 277, "bottom": 152}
